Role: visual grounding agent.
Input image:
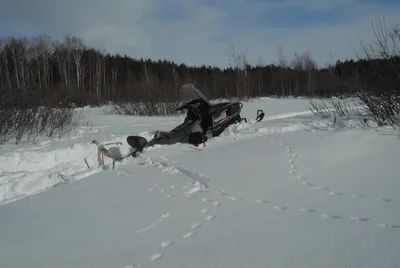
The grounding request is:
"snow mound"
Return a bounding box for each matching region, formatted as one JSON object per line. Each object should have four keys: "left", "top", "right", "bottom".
{"left": 0, "top": 142, "right": 106, "bottom": 205}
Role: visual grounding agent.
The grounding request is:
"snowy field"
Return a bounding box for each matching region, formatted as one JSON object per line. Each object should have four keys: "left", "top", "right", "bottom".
{"left": 0, "top": 97, "right": 399, "bottom": 268}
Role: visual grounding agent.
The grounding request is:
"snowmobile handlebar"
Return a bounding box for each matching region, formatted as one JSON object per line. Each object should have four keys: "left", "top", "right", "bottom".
{"left": 255, "top": 110, "right": 265, "bottom": 122}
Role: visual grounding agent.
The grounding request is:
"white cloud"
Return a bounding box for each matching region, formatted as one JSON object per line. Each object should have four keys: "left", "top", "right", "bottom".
{"left": 1, "top": 0, "right": 399, "bottom": 68}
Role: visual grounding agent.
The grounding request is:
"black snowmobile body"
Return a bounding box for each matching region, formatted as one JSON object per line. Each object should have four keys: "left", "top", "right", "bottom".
{"left": 172, "top": 84, "right": 247, "bottom": 137}
{"left": 207, "top": 101, "right": 265, "bottom": 136}
{"left": 126, "top": 84, "right": 264, "bottom": 152}
{"left": 201, "top": 100, "right": 244, "bottom": 137}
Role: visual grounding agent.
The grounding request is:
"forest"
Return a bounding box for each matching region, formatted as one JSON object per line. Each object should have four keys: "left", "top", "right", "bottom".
{"left": 0, "top": 19, "right": 399, "bottom": 146}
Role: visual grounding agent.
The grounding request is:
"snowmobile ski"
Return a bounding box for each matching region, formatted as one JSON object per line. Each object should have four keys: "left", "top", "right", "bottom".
{"left": 255, "top": 109, "right": 265, "bottom": 122}
{"left": 85, "top": 140, "right": 130, "bottom": 170}
{"left": 126, "top": 135, "right": 148, "bottom": 156}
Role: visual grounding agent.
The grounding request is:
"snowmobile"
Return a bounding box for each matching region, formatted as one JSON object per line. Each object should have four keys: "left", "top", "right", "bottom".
{"left": 85, "top": 84, "right": 264, "bottom": 169}
{"left": 126, "top": 83, "right": 265, "bottom": 154}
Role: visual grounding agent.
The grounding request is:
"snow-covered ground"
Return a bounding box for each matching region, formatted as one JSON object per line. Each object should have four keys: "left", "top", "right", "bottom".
{"left": 0, "top": 97, "right": 399, "bottom": 268}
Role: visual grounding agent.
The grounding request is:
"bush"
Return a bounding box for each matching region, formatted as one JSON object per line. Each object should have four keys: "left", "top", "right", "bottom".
{"left": 311, "top": 19, "right": 400, "bottom": 128}
{"left": 0, "top": 91, "right": 83, "bottom": 147}
{"left": 309, "top": 97, "right": 363, "bottom": 122}
{"left": 356, "top": 91, "right": 400, "bottom": 126}
{"left": 355, "top": 18, "right": 400, "bottom": 127}
{"left": 108, "top": 100, "right": 183, "bottom": 116}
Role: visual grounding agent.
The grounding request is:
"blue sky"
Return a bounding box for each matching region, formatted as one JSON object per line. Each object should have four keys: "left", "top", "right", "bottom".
{"left": 1, "top": 0, "right": 399, "bottom": 68}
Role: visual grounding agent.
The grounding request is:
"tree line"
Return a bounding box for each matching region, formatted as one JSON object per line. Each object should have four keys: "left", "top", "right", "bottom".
{"left": 0, "top": 28, "right": 397, "bottom": 109}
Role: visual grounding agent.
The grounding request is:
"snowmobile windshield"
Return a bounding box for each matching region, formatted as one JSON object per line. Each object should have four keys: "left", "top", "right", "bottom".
{"left": 179, "top": 84, "right": 212, "bottom": 108}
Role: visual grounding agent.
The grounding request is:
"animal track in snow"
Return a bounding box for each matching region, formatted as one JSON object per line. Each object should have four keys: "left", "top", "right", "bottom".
{"left": 215, "top": 189, "right": 244, "bottom": 202}
{"left": 268, "top": 138, "right": 398, "bottom": 230}
{"left": 296, "top": 175, "right": 307, "bottom": 181}
{"left": 132, "top": 142, "right": 395, "bottom": 267}
{"left": 216, "top": 190, "right": 228, "bottom": 196}
{"left": 329, "top": 192, "right": 343, "bottom": 196}
{"left": 161, "top": 240, "right": 172, "bottom": 248}
{"left": 149, "top": 185, "right": 178, "bottom": 199}
{"left": 150, "top": 253, "right": 163, "bottom": 261}
{"left": 270, "top": 202, "right": 380, "bottom": 226}
{"left": 123, "top": 264, "right": 140, "bottom": 268}
{"left": 297, "top": 204, "right": 393, "bottom": 228}
{"left": 273, "top": 205, "right": 288, "bottom": 212}
{"left": 376, "top": 198, "right": 393, "bottom": 203}
{"left": 205, "top": 215, "right": 216, "bottom": 221}
{"left": 378, "top": 223, "right": 400, "bottom": 228}
{"left": 301, "top": 181, "right": 315, "bottom": 187}
{"left": 321, "top": 214, "right": 342, "bottom": 219}
{"left": 201, "top": 208, "right": 210, "bottom": 214}
{"left": 201, "top": 197, "right": 212, "bottom": 203}
{"left": 213, "top": 201, "right": 222, "bottom": 207}
{"left": 299, "top": 208, "right": 316, "bottom": 213}
{"left": 349, "top": 217, "right": 370, "bottom": 222}
{"left": 291, "top": 162, "right": 393, "bottom": 205}
{"left": 191, "top": 223, "right": 201, "bottom": 229}
{"left": 281, "top": 140, "right": 396, "bottom": 206}
{"left": 182, "top": 232, "right": 195, "bottom": 239}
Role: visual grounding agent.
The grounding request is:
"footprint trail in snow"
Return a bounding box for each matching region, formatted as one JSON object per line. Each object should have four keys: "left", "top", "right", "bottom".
{"left": 267, "top": 138, "right": 399, "bottom": 229}
{"left": 124, "top": 136, "right": 398, "bottom": 268}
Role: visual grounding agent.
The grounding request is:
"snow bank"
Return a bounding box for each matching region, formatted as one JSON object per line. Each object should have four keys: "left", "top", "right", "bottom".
{"left": 0, "top": 142, "right": 102, "bottom": 204}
